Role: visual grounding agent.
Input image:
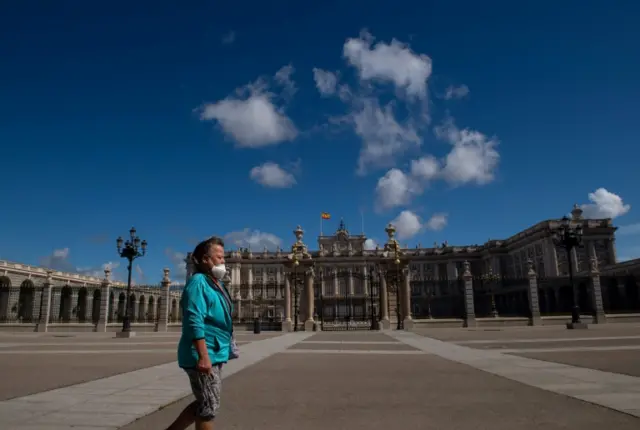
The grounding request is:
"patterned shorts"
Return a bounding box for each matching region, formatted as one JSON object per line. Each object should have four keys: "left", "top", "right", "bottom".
{"left": 185, "top": 365, "right": 222, "bottom": 420}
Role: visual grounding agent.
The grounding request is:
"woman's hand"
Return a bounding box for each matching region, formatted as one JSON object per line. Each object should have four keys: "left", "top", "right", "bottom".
{"left": 197, "top": 354, "right": 213, "bottom": 374}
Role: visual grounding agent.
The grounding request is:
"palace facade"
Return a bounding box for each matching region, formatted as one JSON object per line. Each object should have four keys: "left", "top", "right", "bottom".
{"left": 203, "top": 205, "right": 638, "bottom": 330}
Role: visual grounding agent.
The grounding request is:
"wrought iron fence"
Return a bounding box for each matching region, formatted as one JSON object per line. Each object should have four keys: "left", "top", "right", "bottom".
{"left": 0, "top": 284, "right": 44, "bottom": 324}
{"left": 600, "top": 274, "right": 640, "bottom": 313}
{"left": 536, "top": 276, "right": 592, "bottom": 316}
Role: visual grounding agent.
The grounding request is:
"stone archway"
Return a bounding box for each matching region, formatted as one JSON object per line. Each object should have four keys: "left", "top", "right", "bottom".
{"left": 92, "top": 289, "right": 101, "bottom": 324}
{"left": 59, "top": 286, "right": 72, "bottom": 322}
{"left": 77, "top": 288, "right": 88, "bottom": 322}
{"left": 138, "top": 295, "right": 146, "bottom": 322}
{"left": 147, "top": 296, "right": 155, "bottom": 321}
{"left": 117, "top": 293, "right": 126, "bottom": 322}
{"left": 18, "top": 280, "right": 36, "bottom": 322}
{"left": 155, "top": 297, "right": 162, "bottom": 322}
{"left": 0, "top": 276, "right": 10, "bottom": 321}
{"left": 171, "top": 298, "right": 178, "bottom": 322}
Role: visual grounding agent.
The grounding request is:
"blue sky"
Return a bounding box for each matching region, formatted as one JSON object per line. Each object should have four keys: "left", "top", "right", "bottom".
{"left": 1, "top": 0, "right": 639, "bottom": 283}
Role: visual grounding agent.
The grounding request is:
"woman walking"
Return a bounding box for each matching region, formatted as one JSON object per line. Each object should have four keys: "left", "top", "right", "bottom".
{"left": 166, "top": 236, "right": 235, "bottom": 430}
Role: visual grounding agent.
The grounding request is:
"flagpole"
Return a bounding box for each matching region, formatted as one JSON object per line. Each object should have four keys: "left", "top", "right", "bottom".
{"left": 360, "top": 209, "right": 365, "bottom": 235}
{"left": 320, "top": 216, "right": 323, "bottom": 237}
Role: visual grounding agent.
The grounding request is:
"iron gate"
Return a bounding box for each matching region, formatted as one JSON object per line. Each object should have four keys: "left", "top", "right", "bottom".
{"left": 314, "top": 267, "right": 381, "bottom": 331}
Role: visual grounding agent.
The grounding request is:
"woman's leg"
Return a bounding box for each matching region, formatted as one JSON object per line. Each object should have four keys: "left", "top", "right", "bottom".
{"left": 167, "top": 367, "right": 221, "bottom": 430}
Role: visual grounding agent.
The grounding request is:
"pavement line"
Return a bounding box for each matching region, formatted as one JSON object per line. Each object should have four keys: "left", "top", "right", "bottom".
{"left": 455, "top": 335, "right": 640, "bottom": 345}
{"left": 300, "top": 340, "right": 400, "bottom": 345}
{"left": 389, "top": 331, "right": 640, "bottom": 418}
{"left": 282, "top": 349, "right": 425, "bottom": 355}
{"left": 0, "top": 332, "right": 314, "bottom": 430}
{"left": 0, "top": 341, "right": 253, "bottom": 348}
{"left": 498, "top": 345, "right": 640, "bottom": 354}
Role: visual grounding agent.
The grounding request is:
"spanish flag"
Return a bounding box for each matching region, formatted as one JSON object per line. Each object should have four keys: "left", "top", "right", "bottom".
{"left": 321, "top": 212, "right": 331, "bottom": 220}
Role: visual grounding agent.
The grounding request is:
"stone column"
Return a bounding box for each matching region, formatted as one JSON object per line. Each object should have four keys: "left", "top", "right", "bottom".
{"left": 526, "top": 259, "right": 542, "bottom": 326}
{"left": 546, "top": 239, "right": 559, "bottom": 276}
{"left": 304, "top": 267, "right": 315, "bottom": 331}
{"left": 247, "top": 267, "right": 253, "bottom": 300}
{"left": 402, "top": 267, "right": 413, "bottom": 329}
{"left": 363, "top": 265, "right": 369, "bottom": 296}
{"left": 283, "top": 274, "right": 292, "bottom": 332}
{"left": 157, "top": 268, "right": 171, "bottom": 332}
{"left": 589, "top": 257, "right": 607, "bottom": 324}
{"left": 37, "top": 271, "right": 54, "bottom": 333}
{"left": 462, "top": 261, "right": 476, "bottom": 327}
{"left": 379, "top": 269, "right": 390, "bottom": 329}
{"left": 347, "top": 268, "right": 355, "bottom": 317}
{"left": 96, "top": 269, "right": 111, "bottom": 332}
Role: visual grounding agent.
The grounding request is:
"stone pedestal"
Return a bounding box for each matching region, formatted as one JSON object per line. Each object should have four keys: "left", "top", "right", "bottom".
{"left": 403, "top": 317, "right": 414, "bottom": 331}
{"left": 304, "top": 319, "right": 315, "bottom": 332}
{"left": 566, "top": 322, "right": 588, "bottom": 330}
{"left": 282, "top": 320, "right": 293, "bottom": 332}
{"left": 380, "top": 318, "right": 391, "bottom": 330}
{"left": 115, "top": 331, "right": 137, "bottom": 338}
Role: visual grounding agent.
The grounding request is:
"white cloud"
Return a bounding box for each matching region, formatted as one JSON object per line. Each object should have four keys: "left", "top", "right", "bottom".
{"left": 391, "top": 210, "right": 424, "bottom": 240}
{"left": 410, "top": 156, "right": 440, "bottom": 180}
{"left": 444, "top": 84, "right": 469, "bottom": 100}
{"left": 375, "top": 168, "right": 416, "bottom": 210}
{"left": 352, "top": 98, "right": 421, "bottom": 174}
{"left": 312, "top": 68, "right": 338, "bottom": 96}
{"left": 425, "top": 213, "right": 448, "bottom": 231}
{"left": 197, "top": 67, "right": 298, "bottom": 148}
{"left": 40, "top": 248, "right": 122, "bottom": 279}
{"left": 343, "top": 30, "right": 432, "bottom": 99}
{"left": 250, "top": 162, "right": 296, "bottom": 188}
{"left": 618, "top": 223, "right": 640, "bottom": 236}
{"left": 274, "top": 64, "right": 297, "bottom": 100}
{"left": 580, "top": 188, "right": 630, "bottom": 219}
{"left": 363, "top": 238, "right": 378, "bottom": 250}
{"left": 224, "top": 229, "right": 283, "bottom": 251}
{"left": 435, "top": 119, "right": 500, "bottom": 186}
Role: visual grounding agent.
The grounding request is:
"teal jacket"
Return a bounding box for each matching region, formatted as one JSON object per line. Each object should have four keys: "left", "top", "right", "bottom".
{"left": 177, "top": 273, "right": 233, "bottom": 369}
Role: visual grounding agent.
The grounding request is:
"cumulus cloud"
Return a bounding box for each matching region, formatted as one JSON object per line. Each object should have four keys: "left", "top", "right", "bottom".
{"left": 375, "top": 168, "right": 417, "bottom": 210}
{"left": 425, "top": 213, "right": 448, "bottom": 231}
{"left": 224, "top": 229, "right": 283, "bottom": 251}
{"left": 250, "top": 162, "right": 296, "bottom": 188}
{"left": 343, "top": 30, "right": 432, "bottom": 99}
{"left": 444, "top": 84, "right": 469, "bottom": 100}
{"left": 40, "top": 248, "right": 121, "bottom": 279}
{"left": 363, "top": 238, "right": 378, "bottom": 250}
{"left": 391, "top": 210, "right": 424, "bottom": 240}
{"left": 580, "top": 188, "right": 630, "bottom": 219}
{"left": 197, "top": 67, "right": 298, "bottom": 148}
{"left": 435, "top": 118, "right": 500, "bottom": 186}
{"left": 312, "top": 68, "right": 338, "bottom": 96}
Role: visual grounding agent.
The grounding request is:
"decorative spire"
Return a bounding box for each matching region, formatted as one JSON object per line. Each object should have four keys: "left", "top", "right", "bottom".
{"left": 571, "top": 203, "right": 584, "bottom": 221}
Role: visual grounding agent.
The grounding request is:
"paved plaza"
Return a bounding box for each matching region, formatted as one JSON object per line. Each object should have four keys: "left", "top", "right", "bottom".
{"left": 0, "top": 325, "right": 638, "bottom": 429}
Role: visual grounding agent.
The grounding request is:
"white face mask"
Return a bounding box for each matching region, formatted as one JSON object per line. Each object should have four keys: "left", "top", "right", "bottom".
{"left": 211, "top": 264, "right": 226, "bottom": 280}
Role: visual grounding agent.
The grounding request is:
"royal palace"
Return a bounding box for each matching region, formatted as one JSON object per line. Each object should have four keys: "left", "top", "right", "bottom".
{"left": 1, "top": 205, "right": 639, "bottom": 333}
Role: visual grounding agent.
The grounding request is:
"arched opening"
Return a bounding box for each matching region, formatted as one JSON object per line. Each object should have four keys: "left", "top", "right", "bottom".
{"left": 138, "top": 295, "right": 146, "bottom": 322}
{"left": 92, "top": 289, "right": 101, "bottom": 324}
{"left": 128, "top": 294, "right": 136, "bottom": 321}
{"left": 117, "top": 293, "right": 126, "bottom": 322}
{"left": 147, "top": 296, "right": 155, "bottom": 321}
{"left": 59, "top": 286, "right": 72, "bottom": 322}
{"left": 155, "top": 297, "right": 162, "bottom": 322}
{"left": 171, "top": 298, "right": 178, "bottom": 322}
{"left": 77, "top": 288, "right": 88, "bottom": 322}
{"left": 18, "top": 280, "right": 36, "bottom": 322}
{"left": 0, "top": 276, "right": 11, "bottom": 321}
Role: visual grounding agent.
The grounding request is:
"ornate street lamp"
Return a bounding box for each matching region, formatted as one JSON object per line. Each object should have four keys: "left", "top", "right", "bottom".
{"left": 481, "top": 267, "right": 500, "bottom": 318}
{"left": 116, "top": 227, "right": 147, "bottom": 333}
{"left": 552, "top": 215, "right": 583, "bottom": 324}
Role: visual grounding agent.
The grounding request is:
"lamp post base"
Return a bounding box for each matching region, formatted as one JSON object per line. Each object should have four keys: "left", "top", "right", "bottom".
{"left": 566, "top": 322, "right": 588, "bottom": 330}
{"left": 115, "top": 331, "right": 137, "bottom": 338}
